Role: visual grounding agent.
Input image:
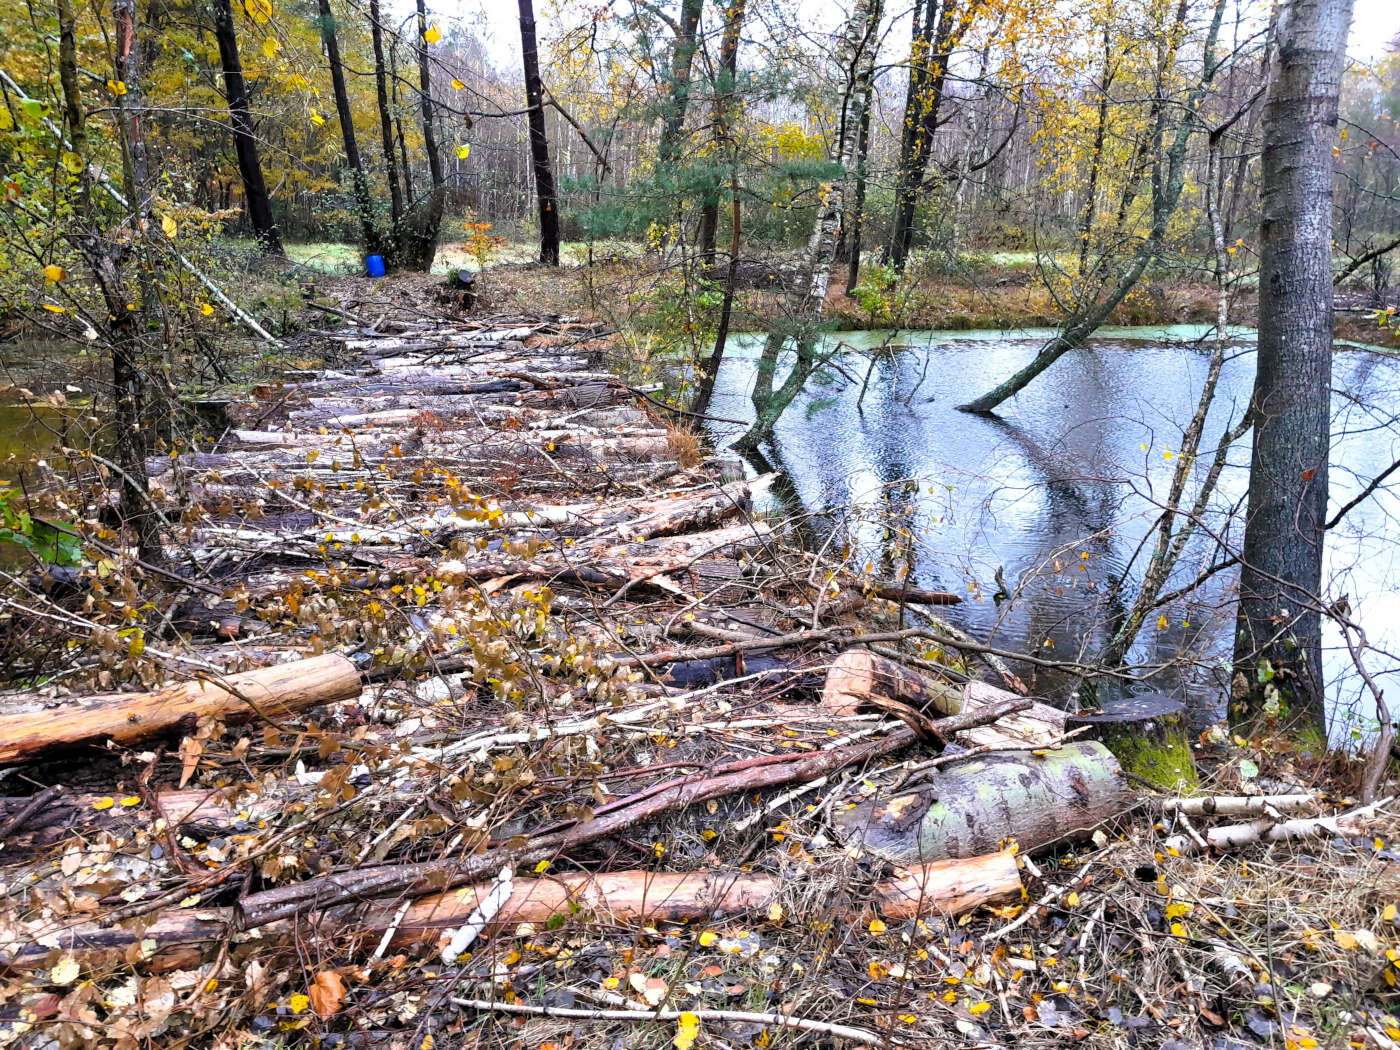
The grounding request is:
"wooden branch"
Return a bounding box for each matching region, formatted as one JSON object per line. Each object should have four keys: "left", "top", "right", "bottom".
{"left": 0, "top": 654, "right": 361, "bottom": 763}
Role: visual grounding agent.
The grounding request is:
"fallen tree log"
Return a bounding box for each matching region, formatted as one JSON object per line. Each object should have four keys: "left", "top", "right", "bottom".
{"left": 1159, "top": 796, "right": 1392, "bottom": 856}
{"left": 832, "top": 740, "right": 1134, "bottom": 863}
{"left": 821, "top": 650, "right": 1065, "bottom": 748}
{"left": 0, "top": 654, "right": 361, "bottom": 764}
{"left": 384, "top": 851, "right": 1020, "bottom": 952}
{"left": 0, "top": 853, "right": 1019, "bottom": 973}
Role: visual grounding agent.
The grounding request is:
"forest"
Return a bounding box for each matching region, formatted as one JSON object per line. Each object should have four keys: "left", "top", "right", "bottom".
{"left": 1, "top": 0, "right": 1400, "bottom": 1046}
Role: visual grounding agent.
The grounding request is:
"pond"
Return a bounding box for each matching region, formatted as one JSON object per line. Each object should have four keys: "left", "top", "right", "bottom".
{"left": 706, "top": 326, "right": 1400, "bottom": 736}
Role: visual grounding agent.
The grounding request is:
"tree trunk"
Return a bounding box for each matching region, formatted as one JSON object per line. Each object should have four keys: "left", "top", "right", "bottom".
{"left": 210, "top": 0, "right": 282, "bottom": 255}
{"left": 730, "top": 0, "right": 881, "bottom": 453}
{"left": 657, "top": 0, "right": 704, "bottom": 166}
{"left": 691, "top": 0, "right": 747, "bottom": 417}
{"left": 317, "top": 0, "right": 384, "bottom": 257}
{"left": 885, "top": 0, "right": 964, "bottom": 275}
{"left": 399, "top": 0, "right": 447, "bottom": 271}
{"left": 0, "top": 654, "right": 361, "bottom": 763}
{"left": 518, "top": 0, "right": 561, "bottom": 265}
{"left": 368, "top": 0, "right": 404, "bottom": 249}
{"left": 832, "top": 741, "right": 1133, "bottom": 863}
{"left": 1232, "top": 0, "right": 1353, "bottom": 736}
{"left": 107, "top": 0, "right": 161, "bottom": 562}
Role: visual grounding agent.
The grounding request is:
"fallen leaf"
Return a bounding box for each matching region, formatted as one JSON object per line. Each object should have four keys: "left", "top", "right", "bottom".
{"left": 309, "top": 970, "right": 346, "bottom": 1017}
{"left": 49, "top": 956, "right": 80, "bottom": 986}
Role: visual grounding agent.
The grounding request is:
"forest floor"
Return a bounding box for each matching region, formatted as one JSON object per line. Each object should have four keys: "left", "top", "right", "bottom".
{"left": 0, "top": 267, "right": 1397, "bottom": 1050}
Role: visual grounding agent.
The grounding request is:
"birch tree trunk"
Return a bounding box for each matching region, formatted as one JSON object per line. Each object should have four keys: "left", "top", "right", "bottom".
{"left": 731, "top": 0, "right": 882, "bottom": 454}
{"left": 1232, "top": 0, "right": 1354, "bottom": 735}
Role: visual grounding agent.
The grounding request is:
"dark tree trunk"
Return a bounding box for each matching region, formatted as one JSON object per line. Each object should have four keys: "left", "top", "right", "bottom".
{"left": 844, "top": 23, "right": 877, "bottom": 295}
{"left": 211, "top": 0, "right": 282, "bottom": 255}
{"left": 658, "top": 0, "right": 704, "bottom": 166}
{"left": 368, "top": 0, "right": 404, "bottom": 246}
{"left": 885, "top": 0, "right": 962, "bottom": 275}
{"left": 518, "top": 0, "right": 560, "bottom": 265}
{"left": 317, "top": 0, "right": 384, "bottom": 257}
{"left": 1232, "top": 0, "right": 1354, "bottom": 736}
{"left": 696, "top": 0, "right": 745, "bottom": 271}
{"left": 391, "top": 40, "right": 414, "bottom": 203}
{"left": 398, "top": 0, "right": 446, "bottom": 271}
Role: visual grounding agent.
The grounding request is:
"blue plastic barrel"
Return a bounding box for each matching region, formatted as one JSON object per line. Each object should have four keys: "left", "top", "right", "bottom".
{"left": 365, "top": 254, "right": 387, "bottom": 278}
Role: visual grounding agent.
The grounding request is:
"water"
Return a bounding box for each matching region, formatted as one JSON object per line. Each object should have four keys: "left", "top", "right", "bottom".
{"left": 707, "top": 327, "right": 1400, "bottom": 734}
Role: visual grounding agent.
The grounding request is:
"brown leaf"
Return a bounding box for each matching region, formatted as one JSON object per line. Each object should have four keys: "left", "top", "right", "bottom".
{"left": 309, "top": 970, "right": 346, "bottom": 1017}
{"left": 177, "top": 736, "right": 202, "bottom": 789}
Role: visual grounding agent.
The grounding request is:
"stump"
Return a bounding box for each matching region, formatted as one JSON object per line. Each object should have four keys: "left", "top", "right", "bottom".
{"left": 1066, "top": 692, "right": 1197, "bottom": 792}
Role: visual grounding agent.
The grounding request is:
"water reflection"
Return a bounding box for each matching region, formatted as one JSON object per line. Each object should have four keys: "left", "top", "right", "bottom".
{"left": 709, "top": 328, "right": 1400, "bottom": 732}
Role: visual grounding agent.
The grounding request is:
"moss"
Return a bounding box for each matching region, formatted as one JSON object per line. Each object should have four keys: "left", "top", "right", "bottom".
{"left": 1100, "top": 722, "right": 1199, "bottom": 792}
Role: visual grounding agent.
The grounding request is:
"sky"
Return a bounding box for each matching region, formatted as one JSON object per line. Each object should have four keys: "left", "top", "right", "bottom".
{"left": 450, "top": 0, "right": 1400, "bottom": 67}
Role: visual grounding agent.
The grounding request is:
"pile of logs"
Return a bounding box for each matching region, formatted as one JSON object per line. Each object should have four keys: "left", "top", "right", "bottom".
{"left": 0, "top": 315, "right": 1386, "bottom": 997}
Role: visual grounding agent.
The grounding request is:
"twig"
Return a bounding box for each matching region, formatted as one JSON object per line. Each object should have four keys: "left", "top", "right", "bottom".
{"left": 448, "top": 998, "right": 890, "bottom": 1045}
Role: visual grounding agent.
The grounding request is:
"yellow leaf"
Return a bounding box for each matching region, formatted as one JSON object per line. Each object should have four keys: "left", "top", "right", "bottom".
{"left": 50, "top": 956, "right": 81, "bottom": 985}
{"left": 673, "top": 1012, "right": 701, "bottom": 1050}
{"left": 288, "top": 993, "right": 310, "bottom": 1014}
{"left": 243, "top": 0, "right": 272, "bottom": 23}
{"left": 107, "top": 79, "right": 127, "bottom": 95}
{"left": 119, "top": 796, "right": 141, "bottom": 807}
{"left": 451, "top": 78, "right": 465, "bottom": 89}
{"left": 160, "top": 213, "right": 178, "bottom": 239}
{"left": 424, "top": 23, "right": 441, "bottom": 43}
{"left": 534, "top": 859, "right": 551, "bottom": 874}
{"left": 42, "top": 303, "right": 66, "bottom": 313}
{"left": 199, "top": 302, "right": 215, "bottom": 316}
{"left": 767, "top": 901, "right": 784, "bottom": 922}
{"left": 310, "top": 109, "right": 325, "bottom": 126}
{"left": 60, "top": 151, "right": 84, "bottom": 174}
{"left": 43, "top": 264, "right": 65, "bottom": 282}
{"left": 1383, "top": 903, "right": 1397, "bottom": 922}
{"left": 868, "top": 918, "right": 887, "bottom": 934}
{"left": 1156, "top": 614, "right": 1169, "bottom": 630}
{"left": 698, "top": 930, "right": 718, "bottom": 947}
{"left": 92, "top": 796, "right": 115, "bottom": 810}
{"left": 1334, "top": 930, "right": 1359, "bottom": 950}
{"left": 262, "top": 37, "right": 279, "bottom": 58}
{"left": 1170, "top": 921, "right": 1187, "bottom": 937}
{"left": 456, "top": 144, "right": 471, "bottom": 159}
{"left": 968, "top": 1001, "right": 992, "bottom": 1015}
{"left": 1165, "top": 901, "right": 1193, "bottom": 919}
{"left": 1065, "top": 892, "right": 1080, "bottom": 907}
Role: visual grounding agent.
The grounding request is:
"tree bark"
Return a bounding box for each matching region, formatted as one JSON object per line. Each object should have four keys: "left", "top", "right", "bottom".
{"left": 885, "top": 0, "right": 967, "bottom": 274}
{"left": 210, "top": 0, "right": 283, "bottom": 255}
{"left": 1232, "top": 0, "right": 1354, "bottom": 735}
{"left": 692, "top": 0, "right": 747, "bottom": 417}
{"left": 0, "top": 654, "right": 361, "bottom": 763}
{"left": 833, "top": 741, "right": 1133, "bottom": 862}
{"left": 367, "top": 0, "right": 405, "bottom": 249}
{"left": 400, "top": 0, "right": 447, "bottom": 271}
{"left": 657, "top": 0, "right": 704, "bottom": 166}
{"left": 317, "top": 0, "right": 384, "bottom": 257}
{"left": 519, "top": 0, "right": 561, "bottom": 265}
